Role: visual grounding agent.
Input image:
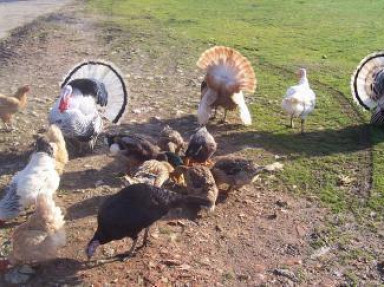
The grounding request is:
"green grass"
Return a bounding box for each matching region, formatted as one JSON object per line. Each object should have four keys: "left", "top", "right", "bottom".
{"left": 86, "top": 0, "right": 384, "bottom": 219}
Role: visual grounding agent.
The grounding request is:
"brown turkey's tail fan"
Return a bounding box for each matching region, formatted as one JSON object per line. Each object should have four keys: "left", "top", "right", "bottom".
{"left": 351, "top": 51, "right": 384, "bottom": 111}
{"left": 197, "top": 46, "right": 256, "bottom": 94}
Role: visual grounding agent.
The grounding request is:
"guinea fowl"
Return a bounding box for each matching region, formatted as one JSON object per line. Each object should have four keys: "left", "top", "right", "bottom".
{"left": 211, "top": 156, "right": 264, "bottom": 194}
{"left": 197, "top": 46, "right": 257, "bottom": 125}
{"left": 157, "top": 125, "right": 185, "bottom": 156}
{"left": 351, "top": 51, "right": 384, "bottom": 125}
{"left": 184, "top": 126, "right": 217, "bottom": 166}
{"left": 173, "top": 165, "right": 218, "bottom": 212}
{"left": 281, "top": 68, "right": 316, "bottom": 133}
{"left": 49, "top": 60, "right": 128, "bottom": 156}
{"left": 124, "top": 155, "right": 183, "bottom": 187}
{"left": 85, "top": 183, "right": 211, "bottom": 260}
{"left": 0, "top": 130, "right": 63, "bottom": 225}
{"left": 106, "top": 134, "right": 181, "bottom": 173}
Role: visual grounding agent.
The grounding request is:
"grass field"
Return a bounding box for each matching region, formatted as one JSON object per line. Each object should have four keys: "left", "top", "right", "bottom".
{"left": 87, "top": 0, "right": 384, "bottom": 220}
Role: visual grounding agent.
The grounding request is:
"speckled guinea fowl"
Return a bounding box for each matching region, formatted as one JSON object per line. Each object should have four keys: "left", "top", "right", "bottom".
{"left": 124, "top": 159, "right": 181, "bottom": 187}
{"left": 157, "top": 125, "right": 185, "bottom": 156}
{"left": 85, "top": 183, "right": 211, "bottom": 260}
{"left": 211, "top": 156, "right": 264, "bottom": 194}
{"left": 184, "top": 126, "right": 217, "bottom": 166}
{"left": 106, "top": 134, "right": 182, "bottom": 173}
{"left": 173, "top": 165, "right": 218, "bottom": 212}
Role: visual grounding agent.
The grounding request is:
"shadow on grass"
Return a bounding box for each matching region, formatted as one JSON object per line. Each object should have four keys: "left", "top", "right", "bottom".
{"left": 207, "top": 123, "right": 373, "bottom": 158}
{"left": 108, "top": 114, "right": 374, "bottom": 158}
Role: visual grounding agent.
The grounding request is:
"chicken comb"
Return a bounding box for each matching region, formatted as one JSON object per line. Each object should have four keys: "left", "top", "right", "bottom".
{"left": 197, "top": 46, "right": 257, "bottom": 93}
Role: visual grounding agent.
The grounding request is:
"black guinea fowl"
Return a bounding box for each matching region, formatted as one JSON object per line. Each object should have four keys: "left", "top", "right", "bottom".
{"left": 86, "top": 183, "right": 210, "bottom": 261}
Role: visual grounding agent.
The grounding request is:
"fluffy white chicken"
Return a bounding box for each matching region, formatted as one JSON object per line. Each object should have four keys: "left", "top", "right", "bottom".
{"left": 281, "top": 68, "right": 316, "bottom": 133}
{"left": 49, "top": 60, "right": 129, "bottom": 156}
{"left": 9, "top": 193, "right": 66, "bottom": 266}
{"left": 0, "top": 137, "right": 60, "bottom": 225}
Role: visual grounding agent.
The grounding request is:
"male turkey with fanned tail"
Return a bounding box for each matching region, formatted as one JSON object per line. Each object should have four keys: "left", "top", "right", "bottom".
{"left": 351, "top": 51, "right": 384, "bottom": 125}
{"left": 49, "top": 60, "right": 128, "bottom": 156}
{"left": 196, "top": 46, "right": 257, "bottom": 125}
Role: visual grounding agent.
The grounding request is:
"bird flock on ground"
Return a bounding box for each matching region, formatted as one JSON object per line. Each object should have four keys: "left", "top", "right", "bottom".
{"left": 0, "top": 46, "right": 382, "bottom": 270}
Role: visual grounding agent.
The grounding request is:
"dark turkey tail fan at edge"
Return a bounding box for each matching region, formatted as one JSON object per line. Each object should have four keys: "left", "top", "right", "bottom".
{"left": 351, "top": 51, "right": 384, "bottom": 111}
{"left": 61, "top": 60, "right": 129, "bottom": 124}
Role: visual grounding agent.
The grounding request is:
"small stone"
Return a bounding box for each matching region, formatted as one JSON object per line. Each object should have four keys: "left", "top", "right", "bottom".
{"left": 264, "top": 162, "right": 284, "bottom": 172}
{"left": 161, "top": 259, "right": 182, "bottom": 266}
{"left": 236, "top": 273, "right": 250, "bottom": 281}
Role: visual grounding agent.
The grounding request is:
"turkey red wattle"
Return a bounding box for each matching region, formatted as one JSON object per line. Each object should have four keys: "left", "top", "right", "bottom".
{"left": 58, "top": 98, "right": 69, "bottom": 113}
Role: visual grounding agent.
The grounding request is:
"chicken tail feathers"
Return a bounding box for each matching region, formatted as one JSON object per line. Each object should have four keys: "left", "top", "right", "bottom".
{"left": 35, "top": 194, "right": 65, "bottom": 233}
{"left": 197, "top": 46, "right": 256, "bottom": 94}
{"left": 232, "top": 92, "right": 252, "bottom": 125}
{"left": 61, "top": 60, "right": 129, "bottom": 123}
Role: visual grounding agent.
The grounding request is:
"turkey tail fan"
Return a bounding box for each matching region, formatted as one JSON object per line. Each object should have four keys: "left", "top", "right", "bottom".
{"left": 197, "top": 46, "right": 256, "bottom": 94}
{"left": 61, "top": 60, "right": 128, "bottom": 124}
{"left": 371, "top": 108, "right": 384, "bottom": 126}
{"left": 232, "top": 91, "right": 252, "bottom": 125}
{"left": 351, "top": 51, "right": 384, "bottom": 111}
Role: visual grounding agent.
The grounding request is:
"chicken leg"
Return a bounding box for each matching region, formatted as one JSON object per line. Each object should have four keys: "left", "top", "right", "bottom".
{"left": 290, "top": 115, "right": 294, "bottom": 128}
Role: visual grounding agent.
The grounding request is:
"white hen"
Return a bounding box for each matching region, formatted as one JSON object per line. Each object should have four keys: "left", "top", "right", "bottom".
{"left": 281, "top": 68, "right": 316, "bottom": 133}
{"left": 0, "top": 137, "right": 60, "bottom": 225}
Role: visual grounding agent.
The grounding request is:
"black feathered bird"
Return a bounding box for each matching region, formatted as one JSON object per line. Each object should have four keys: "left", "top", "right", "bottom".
{"left": 86, "top": 183, "right": 210, "bottom": 260}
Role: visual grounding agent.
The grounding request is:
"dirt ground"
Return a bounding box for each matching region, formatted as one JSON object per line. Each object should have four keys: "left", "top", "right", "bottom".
{"left": 0, "top": 3, "right": 383, "bottom": 287}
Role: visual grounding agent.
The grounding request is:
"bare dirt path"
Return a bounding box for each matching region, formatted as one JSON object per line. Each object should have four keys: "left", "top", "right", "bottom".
{"left": 0, "top": 2, "right": 382, "bottom": 287}
{"left": 0, "top": 0, "right": 73, "bottom": 39}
